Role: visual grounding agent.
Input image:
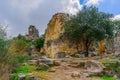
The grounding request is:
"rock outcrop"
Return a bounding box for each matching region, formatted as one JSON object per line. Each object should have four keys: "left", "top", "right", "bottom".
{"left": 42, "top": 13, "right": 94, "bottom": 58}
{"left": 114, "top": 31, "right": 120, "bottom": 54}
{"left": 26, "top": 25, "right": 39, "bottom": 41}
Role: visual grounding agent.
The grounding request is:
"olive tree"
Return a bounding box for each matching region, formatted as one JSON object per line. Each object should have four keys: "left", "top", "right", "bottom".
{"left": 64, "top": 6, "right": 115, "bottom": 57}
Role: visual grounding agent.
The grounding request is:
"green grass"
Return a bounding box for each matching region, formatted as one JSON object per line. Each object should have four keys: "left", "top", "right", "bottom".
{"left": 11, "top": 65, "right": 31, "bottom": 80}
{"left": 99, "top": 59, "right": 118, "bottom": 64}
{"left": 91, "top": 75, "right": 116, "bottom": 80}
{"left": 100, "top": 59, "right": 120, "bottom": 72}
{"left": 12, "top": 65, "right": 30, "bottom": 74}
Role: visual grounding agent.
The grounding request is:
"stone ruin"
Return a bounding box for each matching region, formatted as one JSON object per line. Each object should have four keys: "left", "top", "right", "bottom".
{"left": 105, "top": 31, "right": 120, "bottom": 54}
{"left": 26, "top": 25, "right": 39, "bottom": 41}
{"left": 114, "top": 31, "right": 120, "bottom": 54}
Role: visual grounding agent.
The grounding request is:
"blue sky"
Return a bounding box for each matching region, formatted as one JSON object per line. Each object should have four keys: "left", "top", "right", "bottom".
{"left": 80, "top": 0, "right": 120, "bottom": 15}
{"left": 98, "top": 0, "right": 120, "bottom": 15}
{"left": 0, "top": 0, "right": 120, "bottom": 37}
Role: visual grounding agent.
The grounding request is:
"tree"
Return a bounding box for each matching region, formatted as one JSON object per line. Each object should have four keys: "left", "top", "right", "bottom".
{"left": 0, "top": 27, "right": 8, "bottom": 60}
{"left": 34, "top": 35, "right": 44, "bottom": 51}
{"left": 64, "top": 6, "right": 115, "bottom": 57}
{"left": 112, "top": 20, "right": 120, "bottom": 36}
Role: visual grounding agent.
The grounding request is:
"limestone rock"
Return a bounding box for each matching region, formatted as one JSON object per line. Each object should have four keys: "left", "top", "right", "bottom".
{"left": 39, "top": 56, "right": 54, "bottom": 65}
{"left": 54, "top": 61, "right": 61, "bottom": 66}
{"left": 103, "top": 68, "right": 115, "bottom": 77}
{"left": 37, "top": 63, "right": 49, "bottom": 70}
{"left": 18, "top": 74, "right": 26, "bottom": 80}
{"left": 85, "top": 60, "right": 105, "bottom": 73}
{"left": 29, "top": 76, "right": 41, "bottom": 80}
{"left": 26, "top": 25, "right": 39, "bottom": 41}
{"left": 31, "top": 54, "right": 40, "bottom": 60}
{"left": 49, "top": 68, "right": 56, "bottom": 72}
{"left": 28, "top": 60, "right": 38, "bottom": 65}
{"left": 71, "top": 71, "right": 80, "bottom": 78}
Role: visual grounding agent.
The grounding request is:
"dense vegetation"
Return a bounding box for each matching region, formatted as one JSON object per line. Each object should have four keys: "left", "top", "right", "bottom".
{"left": 0, "top": 27, "right": 32, "bottom": 79}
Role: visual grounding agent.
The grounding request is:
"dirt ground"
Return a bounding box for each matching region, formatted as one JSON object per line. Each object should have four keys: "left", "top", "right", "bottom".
{"left": 32, "top": 62, "right": 103, "bottom": 80}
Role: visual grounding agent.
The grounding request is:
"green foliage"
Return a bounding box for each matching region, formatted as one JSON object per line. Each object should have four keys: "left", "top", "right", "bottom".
{"left": 112, "top": 20, "right": 120, "bottom": 36}
{"left": 17, "top": 34, "right": 32, "bottom": 47}
{"left": 8, "top": 54, "right": 32, "bottom": 68}
{"left": 0, "top": 27, "right": 6, "bottom": 39}
{"left": 100, "top": 59, "right": 120, "bottom": 72}
{"left": 99, "top": 59, "right": 119, "bottom": 64}
{"left": 106, "top": 62, "right": 120, "bottom": 72}
{"left": 11, "top": 65, "right": 31, "bottom": 80}
{"left": 9, "top": 34, "right": 32, "bottom": 53}
{"left": 0, "top": 27, "right": 9, "bottom": 62}
{"left": 64, "top": 6, "right": 115, "bottom": 56}
{"left": 12, "top": 65, "right": 30, "bottom": 74}
{"left": 91, "top": 75, "right": 116, "bottom": 80}
{"left": 34, "top": 35, "right": 44, "bottom": 50}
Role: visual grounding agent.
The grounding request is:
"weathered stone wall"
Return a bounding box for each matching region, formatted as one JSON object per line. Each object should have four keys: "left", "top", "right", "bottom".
{"left": 26, "top": 25, "right": 39, "bottom": 41}
{"left": 114, "top": 31, "right": 120, "bottom": 54}
{"left": 42, "top": 13, "right": 90, "bottom": 58}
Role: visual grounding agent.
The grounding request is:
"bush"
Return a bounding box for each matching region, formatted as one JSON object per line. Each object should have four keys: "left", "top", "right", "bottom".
{"left": 34, "top": 35, "right": 44, "bottom": 51}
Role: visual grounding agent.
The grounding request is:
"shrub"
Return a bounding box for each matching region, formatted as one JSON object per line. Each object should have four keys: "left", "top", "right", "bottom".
{"left": 34, "top": 35, "right": 44, "bottom": 51}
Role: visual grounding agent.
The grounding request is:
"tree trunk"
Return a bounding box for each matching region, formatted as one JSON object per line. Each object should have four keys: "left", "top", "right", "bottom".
{"left": 85, "top": 45, "right": 89, "bottom": 57}
{"left": 85, "top": 39, "right": 89, "bottom": 57}
{"left": 76, "top": 43, "right": 79, "bottom": 53}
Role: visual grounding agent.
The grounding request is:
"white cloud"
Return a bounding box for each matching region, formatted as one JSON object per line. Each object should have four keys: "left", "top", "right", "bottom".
{"left": 10, "top": 0, "right": 43, "bottom": 13}
{"left": 85, "top": 0, "right": 103, "bottom": 6}
{"left": 0, "top": 0, "right": 82, "bottom": 37}
{"left": 61, "top": 0, "right": 82, "bottom": 15}
{"left": 112, "top": 14, "right": 120, "bottom": 21}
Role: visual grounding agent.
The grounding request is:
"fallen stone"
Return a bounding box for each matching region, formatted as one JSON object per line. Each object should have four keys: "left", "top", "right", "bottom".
{"left": 38, "top": 57, "right": 54, "bottom": 65}
{"left": 85, "top": 60, "right": 105, "bottom": 74}
{"left": 37, "top": 63, "right": 49, "bottom": 70}
{"left": 18, "top": 74, "right": 26, "bottom": 80}
{"left": 104, "top": 68, "right": 116, "bottom": 77}
{"left": 49, "top": 68, "right": 56, "bottom": 72}
{"left": 80, "top": 72, "right": 90, "bottom": 78}
{"left": 29, "top": 76, "right": 34, "bottom": 80}
{"left": 31, "top": 54, "right": 39, "bottom": 60}
{"left": 28, "top": 60, "right": 38, "bottom": 65}
{"left": 34, "top": 77, "right": 41, "bottom": 80}
{"left": 22, "top": 63, "right": 28, "bottom": 66}
{"left": 54, "top": 61, "right": 61, "bottom": 66}
{"left": 71, "top": 71, "right": 80, "bottom": 78}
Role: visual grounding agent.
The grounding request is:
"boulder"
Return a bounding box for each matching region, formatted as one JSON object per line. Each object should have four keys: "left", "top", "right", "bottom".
{"left": 80, "top": 72, "right": 90, "bottom": 78}
{"left": 22, "top": 63, "right": 28, "bottom": 66}
{"left": 28, "top": 60, "right": 38, "bottom": 65}
{"left": 54, "top": 61, "right": 61, "bottom": 66}
{"left": 34, "top": 77, "right": 41, "bottom": 80}
{"left": 31, "top": 54, "right": 40, "bottom": 60}
{"left": 49, "top": 68, "right": 56, "bottom": 72}
{"left": 71, "top": 71, "right": 80, "bottom": 78}
{"left": 29, "top": 76, "right": 41, "bottom": 80}
{"left": 89, "top": 51, "right": 98, "bottom": 57}
{"left": 68, "top": 61, "right": 85, "bottom": 68}
{"left": 29, "top": 76, "right": 34, "bottom": 80}
{"left": 37, "top": 63, "right": 49, "bottom": 70}
{"left": 85, "top": 60, "right": 105, "bottom": 74}
{"left": 103, "top": 68, "right": 116, "bottom": 77}
{"left": 18, "top": 74, "right": 26, "bottom": 80}
{"left": 39, "top": 56, "right": 54, "bottom": 65}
